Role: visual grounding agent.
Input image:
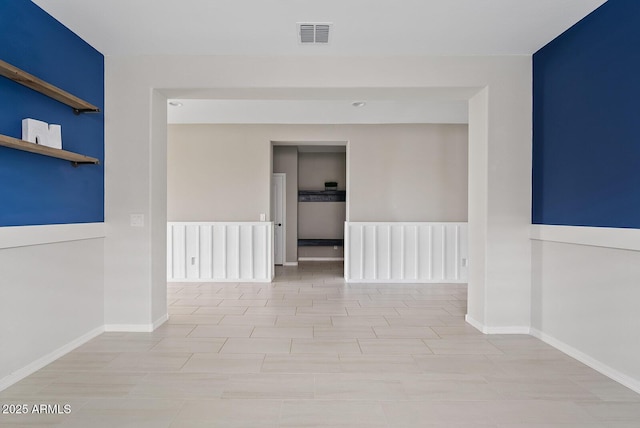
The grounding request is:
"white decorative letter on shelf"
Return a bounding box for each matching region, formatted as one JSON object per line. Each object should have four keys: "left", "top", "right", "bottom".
{"left": 22, "top": 118, "right": 62, "bottom": 149}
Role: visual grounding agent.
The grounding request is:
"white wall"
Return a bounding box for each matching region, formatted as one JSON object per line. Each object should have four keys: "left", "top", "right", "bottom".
{"left": 105, "top": 55, "right": 532, "bottom": 333}
{"left": 0, "top": 228, "right": 104, "bottom": 389}
{"left": 531, "top": 226, "right": 640, "bottom": 392}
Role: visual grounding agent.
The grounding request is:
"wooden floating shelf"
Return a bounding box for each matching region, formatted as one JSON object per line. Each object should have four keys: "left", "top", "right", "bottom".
{"left": 0, "top": 134, "right": 99, "bottom": 166}
{"left": 0, "top": 59, "right": 100, "bottom": 114}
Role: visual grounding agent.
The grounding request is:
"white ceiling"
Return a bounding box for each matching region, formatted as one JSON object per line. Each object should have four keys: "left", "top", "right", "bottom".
{"left": 32, "top": 0, "right": 606, "bottom": 124}
{"left": 33, "top": 0, "right": 606, "bottom": 56}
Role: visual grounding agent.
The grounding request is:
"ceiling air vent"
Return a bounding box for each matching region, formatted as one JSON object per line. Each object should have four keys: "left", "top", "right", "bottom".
{"left": 298, "top": 23, "right": 331, "bottom": 44}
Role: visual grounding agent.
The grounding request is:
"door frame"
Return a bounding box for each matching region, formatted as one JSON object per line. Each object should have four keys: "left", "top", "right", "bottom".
{"left": 272, "top": 172, "right": 286, "bottom": 266}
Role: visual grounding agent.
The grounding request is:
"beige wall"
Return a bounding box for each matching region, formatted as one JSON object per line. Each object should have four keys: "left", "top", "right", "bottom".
{"left": 299, "top": 246, "right": 344, "bottom": 259}
{"left": 168, "top": 123, "right": 468, "bottom": 223}
{"left": 298, "top": 202, "right": 346, "bottom": 239}
{"left": 167, "top": 125, "right": 271, "bottom": 222}
{"left": 298, "top": 152, "right": 347, "bottom": 191}
{"left": 349, "top": 124, "right": 468, "bottom": 222}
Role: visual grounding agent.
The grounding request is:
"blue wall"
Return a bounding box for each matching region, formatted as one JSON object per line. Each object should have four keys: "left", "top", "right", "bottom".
{"left": 0, "top": 0, "right": 104, "bottom": 226}
{"left": 533, "top": 0, "right": 640, "bottom": 229}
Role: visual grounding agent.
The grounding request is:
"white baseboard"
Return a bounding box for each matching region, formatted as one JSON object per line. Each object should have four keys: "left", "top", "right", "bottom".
{"left": 104, "top": 324, "right": 155, "bottom": 333}
{"left": 465, "top": 315, "right": 485, "bottom": 333}
{"left": 0, "top": 326, "right": 104, "bottom": 392}
{"left": 465, "top": 315, "right": 531, "bottom": 335}
{"left": 298, "top": 257, "right": 344, "bottom": 262}
{"left": 347, "top": 279, "right": 466, "bottom": 284}
{"left": 283, "top": 262, "right": 299, "bottom": 267}
{"left": 105, "top": 313, "right": 170, "bottom": 333}
{"left": 168, "top": 278, "right": 272, "bottom": 283}
{"left": 530, "top": 328, "right": 640, "bottom": 395}
{"left": 153, "top": 313, "right": 169, "bottom": 330}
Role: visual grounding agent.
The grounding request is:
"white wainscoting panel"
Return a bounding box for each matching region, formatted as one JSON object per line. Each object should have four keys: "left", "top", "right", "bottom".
{"left": 345, "top": 222, "right": 468, "bottom": 283}
{"left": 167, "top": 222, "right": 273, "bottom": 282}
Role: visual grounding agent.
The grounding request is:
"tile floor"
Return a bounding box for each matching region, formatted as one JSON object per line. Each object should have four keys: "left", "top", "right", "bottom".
{"left": 1, "top": 261, "right": 639, "bottom": 427}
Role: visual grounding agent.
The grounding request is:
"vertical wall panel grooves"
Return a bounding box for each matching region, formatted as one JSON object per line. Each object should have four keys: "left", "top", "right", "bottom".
{"left": 455, "top": 225, "right": 460, "bottom": 280}
{"left": 441, "top": 225, "right": 447, "bottom": 280}
{"left": 428, "top": 225, "right": 433, "bottom": 280}
{"left": 414, "top": 226, "right": 419, "bottom": 280}
{"left": 222, "top": 226, "right": 227, "bottom": 279}
{"left": 168, "top": 222, "right": 273, "bottom": 282}
{"left": 345, "top": 222, "right": 468, "bottom": 283}
{"left": 387, "top": 226, "right": 392, "bottom": 280}
{"left": 359, "top": 225, "right": 365, "bottom": 280}
{"left": 400, "top": 225, "right": 406, "bottom": 280}
{"left": 372, "top": 226, "right": 378, "bottom": 280}
{"left": 210, "top": 226, "right": 214, "bottom": 279}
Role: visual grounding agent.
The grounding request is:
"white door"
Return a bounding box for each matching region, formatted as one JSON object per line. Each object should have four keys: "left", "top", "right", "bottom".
{"left": 272, "top": 173, "right": 286, "bottom": 265}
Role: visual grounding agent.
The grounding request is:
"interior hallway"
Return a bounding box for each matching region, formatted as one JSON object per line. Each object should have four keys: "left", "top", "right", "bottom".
{"left": 1, "top": 262, "right": 638, "bottom": 427}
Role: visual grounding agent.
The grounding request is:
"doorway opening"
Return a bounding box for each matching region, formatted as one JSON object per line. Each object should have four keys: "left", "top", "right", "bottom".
{"left": 272, "top": 142, "right": 348, "bottom": 275}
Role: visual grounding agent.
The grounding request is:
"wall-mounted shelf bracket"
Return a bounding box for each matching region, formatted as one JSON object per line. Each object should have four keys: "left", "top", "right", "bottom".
{"left": 73, "top": 108, "right": 101, "bottom": 116}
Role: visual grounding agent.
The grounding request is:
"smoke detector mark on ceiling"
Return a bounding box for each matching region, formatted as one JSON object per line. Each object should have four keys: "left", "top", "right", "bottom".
{"left": 298, "top": 23, "right": 331, "bottom": 44}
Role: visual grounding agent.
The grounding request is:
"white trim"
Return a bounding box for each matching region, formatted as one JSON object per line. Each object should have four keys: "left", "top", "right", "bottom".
{"left": 531, "top": 224, "right": 640, "bottom": 252}
{"left": 298, "top": 257, "right": 344, "bottom": 262}
{"left": 487, "top": 325, "right": 531, "bottom": 335}
{"left": 0, "top": 222, "right": 106, "bottom": 249}
{"left": 105, "top": 314, "right": 169, "bottom": 332}
{"left": 167, "top": 278, "right": 272, "bottom": 283}
{"left": 343, "top": 221, "right": 350, "bottom": 281}
{"left": 465, "top": 314, "right": 485, "bottom": 333}
{"left": 104, "top": 324, "right": 154, "bottom": 333}
{"left": 272, "top": 173, "right": 286, "bottom": 266}
{"left": 283, "top": 262, "right": 299, "bottom": 266}
{"left": 169, "top": 221, "right": 268, "bottom": 226}
{"left": 153, "top": 313, "right": 169, "bottom": 330}
{"left": 0, "top": 326, "right": 104, "bottom": 392}
{"left": 465, "top": 315, "right": 530, "bottom": 335}
{"left": 531, "top": 328, "right": 640, "bottom": 395}
{"left": 349, "top": 278, "right": 467, "bottom": 284}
